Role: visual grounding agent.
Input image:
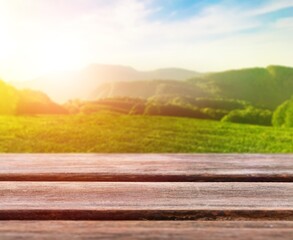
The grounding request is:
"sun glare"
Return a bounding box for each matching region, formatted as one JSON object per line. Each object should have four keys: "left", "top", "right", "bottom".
{"left": 32, "top": 34, "right": 87, "bottom": 74}
{"left": 0, "top": 4, "right": 16, "bottom": 60}
{"left": 0, "top": 1, "right": 89, "bottom": 81}
{"left": 0, "top": 0, "right": 292, "bottom": 82}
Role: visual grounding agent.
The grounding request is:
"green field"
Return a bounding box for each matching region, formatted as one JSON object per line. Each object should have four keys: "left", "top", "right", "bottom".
{"left": 0, "top": 113, "right": 292, "bottom": 153}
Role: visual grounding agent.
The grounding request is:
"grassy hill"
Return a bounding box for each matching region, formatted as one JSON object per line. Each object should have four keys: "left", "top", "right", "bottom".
{"left": 0, "top": 113, "right": 292, "bottom": 153}
{"left": 0, "top": 80, "right": 67, "bottom": 115}
{"left": 189, "top": 65, "right": 293, "bottom": 110}
{"left": 94, "top": 65, "right": 293, "bottom": 111}
{"left": 12, "top": 65, "right": 293, "bottom": 109}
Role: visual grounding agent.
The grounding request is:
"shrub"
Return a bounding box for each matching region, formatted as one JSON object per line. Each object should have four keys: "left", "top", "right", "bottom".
{"left": 201, "top": 108, "right": 228, "bottom": 120}
{"left": 144, "top": 103, "right": 212, "bottom": 119}
{"left": 272, "top": 98, "right": 293, "bottom": 127}
{"left": 222, "top": 107, "right": 272, "bottom": 126}
{"left": 193, "top": 98, "right": 248, "bottom": 111}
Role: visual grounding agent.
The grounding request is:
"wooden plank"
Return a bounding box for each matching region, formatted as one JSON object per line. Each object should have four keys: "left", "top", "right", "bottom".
{"left": 0, "top": 221, "right": 292, "bottom": 240}
{"left": 0, "top": 182, "right": 292, "bottom": 220}
{"left": 0, "top": 154, "right": 293, "bottom": 182}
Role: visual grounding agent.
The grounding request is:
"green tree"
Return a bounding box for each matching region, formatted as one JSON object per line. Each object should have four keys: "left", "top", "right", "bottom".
{"left": 272, "top": 98, "right": 293, "bottom": 127}
{"left": 222, "top": 107, "right": 272, "bottom": 126}
{"left": 0, "top": 80, "right": 19, "bottom": 115}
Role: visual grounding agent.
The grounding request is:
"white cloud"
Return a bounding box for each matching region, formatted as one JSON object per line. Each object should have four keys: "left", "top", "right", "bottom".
{"left": 273, "top": 17, "right": 293, "bottom": 29}
{"left": 248, "top": 0, "right": 293, "bottom": 16}
{"left": 0, "top": 0, "right": 292, "bottom": 81}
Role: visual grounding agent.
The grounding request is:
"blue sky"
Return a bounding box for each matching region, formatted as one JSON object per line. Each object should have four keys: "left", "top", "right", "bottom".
{"left": 150, "top": 0, "right": 226, "bottom": 20}
{"left": 150, "top": 0, "right": 293, "bottom": 30}
{"left": 0, "top": 0, "right": 292, "bottom": 81}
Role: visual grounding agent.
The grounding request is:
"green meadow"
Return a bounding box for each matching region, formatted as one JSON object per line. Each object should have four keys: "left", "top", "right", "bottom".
{"left": 1, "top": 113, "right": 292, "bottom": 153}
{"left": 1, "top": 65, "right": 293, "bottom": 153}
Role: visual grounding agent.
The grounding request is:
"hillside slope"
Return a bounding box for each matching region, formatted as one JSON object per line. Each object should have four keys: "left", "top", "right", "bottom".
{"left": 12, "top": 64, "right": 199, "bottom": 102}
{"left": 189, "top": 65, "right": 293, "bottom": 109}
{"left": 0, "top": 80, "right": 66, "bottom": 115}
{"left": 94, "top": 65, "right": 293, "bottom": 110}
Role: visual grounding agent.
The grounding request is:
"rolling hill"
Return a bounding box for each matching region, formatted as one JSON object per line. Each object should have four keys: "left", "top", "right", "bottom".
{"left": 94, "top": 65, "right": 293, "bottom": 110}
{"left": 189, "top": 65, "right": 293, "bottom": 110}
{"left": 0, "top": 80, "right": 67, "bottom": 115}
{"left": 12, "top": 64, "right": 200, "bottom": 102}
{"left": 11, "top": 64, "right": 293, "bottom": 113}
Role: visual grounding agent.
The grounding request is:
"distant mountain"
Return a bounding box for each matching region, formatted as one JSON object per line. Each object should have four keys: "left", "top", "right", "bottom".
{"left": 11, "top": 64, "right": 293, "bottom": 110}
{"left": 189, "top": 65, "right": 293, "bottom": 110}
{"left": 93, "top": 80, "right": 209, "bottom": 99}
{"left": 94, "top": 65, "right": 293, "bottom": 110}
{"left": 149, "top": 68, "right": 199, "bottom": 80}
{"left": 0, "top": 80, "right": 66, "bottom": 115}
{"left": 11, "top": 64, "right": 200, "bottom": 103}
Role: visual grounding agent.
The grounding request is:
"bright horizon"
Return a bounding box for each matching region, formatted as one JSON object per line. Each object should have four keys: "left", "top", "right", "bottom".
{"left": 0, "top": 0, "right": 292, "bottom": 82}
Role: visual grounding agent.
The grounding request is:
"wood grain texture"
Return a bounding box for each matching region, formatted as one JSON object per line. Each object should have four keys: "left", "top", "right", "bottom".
{"left": 0, "top": 182, "right": 292, "bottom": 220}
{"left": 0, "top": 221, "right": 292, "bottom": 240}
{"left": 0, "top": 154, "right": 293, "bottom": 182}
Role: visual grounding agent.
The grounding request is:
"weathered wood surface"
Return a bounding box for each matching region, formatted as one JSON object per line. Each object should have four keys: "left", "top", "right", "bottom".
{"left": 0, "top": 221, "right": 292, "bottom": 240}
{"left": 0, "top": 154, "right": 292, "bottom": 181}
{"left": 0, "top": 154, "right": 292, "bottom": 239}
{"left": 0, "top": 182, "right": 292, "bottom": 220}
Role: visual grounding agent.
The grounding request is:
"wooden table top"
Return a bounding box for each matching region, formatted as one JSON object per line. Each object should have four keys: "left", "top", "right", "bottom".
{"left": 0, "top": 154, "right": 292, "bottom": 239}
